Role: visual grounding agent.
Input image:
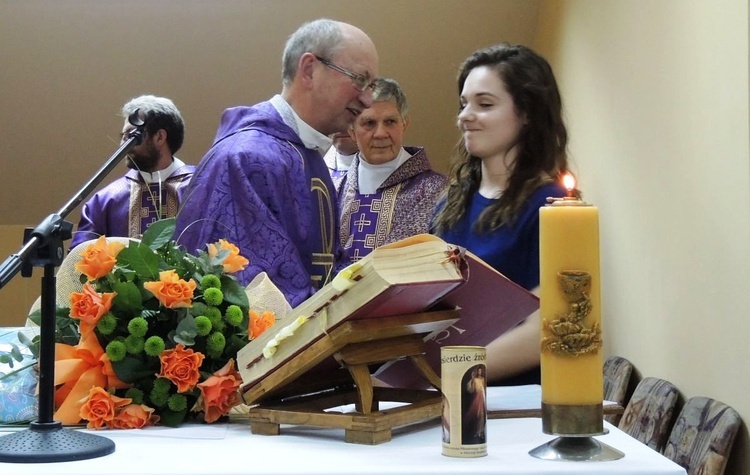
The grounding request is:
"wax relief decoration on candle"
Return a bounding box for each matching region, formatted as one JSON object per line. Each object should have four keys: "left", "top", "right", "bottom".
{"left": 541, "top": 270, "right": 602, "bottom": 357}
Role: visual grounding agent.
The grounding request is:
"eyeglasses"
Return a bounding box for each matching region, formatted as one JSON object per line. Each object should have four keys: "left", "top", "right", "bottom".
{"left": 314, "top": 55, "right": 374, "bottom": 92}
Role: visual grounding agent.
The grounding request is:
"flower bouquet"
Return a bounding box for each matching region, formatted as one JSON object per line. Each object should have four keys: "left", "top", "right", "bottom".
{"left": 34, "top": 218, "right": 270, "bottom": 429}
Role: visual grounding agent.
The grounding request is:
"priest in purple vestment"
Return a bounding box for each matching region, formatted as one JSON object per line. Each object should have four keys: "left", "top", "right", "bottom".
{"left": 338, "top": 78, "right": 447, "bottom": 262}
{"left": 174, "top": 19, "right": 379, "bottom": 307}
{"left": 71, "top": 95, "right": 195, "bottom": 248}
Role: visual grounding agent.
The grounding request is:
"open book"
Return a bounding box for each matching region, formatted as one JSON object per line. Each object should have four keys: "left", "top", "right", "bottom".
{"left": 237, "top": 235, "right": 465, "bottom": 393}
{"left": 237, "top": 234, "right": 540, "bottom": 396}
{"left": 374, "top": 250, "right": 540, "bottom": 389}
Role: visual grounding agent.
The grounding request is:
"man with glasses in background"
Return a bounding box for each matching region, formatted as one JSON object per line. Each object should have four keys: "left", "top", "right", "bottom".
{"left": 175, "top": 18, "right": 378, "bottom": 307}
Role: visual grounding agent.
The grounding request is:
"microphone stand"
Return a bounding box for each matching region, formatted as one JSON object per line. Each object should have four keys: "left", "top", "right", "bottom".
{"left": 0, "top": 111, "right": 146, "bottom": 463}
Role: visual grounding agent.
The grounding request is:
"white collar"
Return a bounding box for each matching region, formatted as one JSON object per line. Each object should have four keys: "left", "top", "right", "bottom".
{"left": 357, "top": 147, "right": 411, "bottom": 195}
{"left": 270, "top": 94, "right": 332, "bottom": 154}
{"left": 324, "top": 147, "right": 357, "bottom": 172}
{"left": 138, "top": 157, "right": 185, "bottom": 184}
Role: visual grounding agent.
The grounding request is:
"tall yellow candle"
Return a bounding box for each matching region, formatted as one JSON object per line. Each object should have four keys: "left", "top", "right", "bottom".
{"left": 539, "top": 195, "right": 602, "bottom": 408}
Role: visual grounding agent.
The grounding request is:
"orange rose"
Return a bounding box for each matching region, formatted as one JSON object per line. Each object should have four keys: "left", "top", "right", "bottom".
{"left": 79, "top": 386, "right": 131, "bottom": 429}
{"left": 75, "top": 236, "right": 126, "bottom": 280}
{"left": 111, "top": 404, "right": 159, "bottom": 429}
{"left": 197, "top": 359, "right": 242, "bottom": 423}
{"left": 158, "top": 343, "right": 205, "bottom": 393}
{"left": 70, "top": 282, "right": 116, "bottom": 331}
{"left": 249, "top": 310, "right": 276, "bottom": 339}
{"left": 144, "top": 269, "right": 196, "bottom": 309}
{"left": 207, "top": 239, "right": 249, "bottom": 273}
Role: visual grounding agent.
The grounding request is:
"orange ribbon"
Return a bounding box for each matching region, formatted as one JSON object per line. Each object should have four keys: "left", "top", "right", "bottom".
{"left": 53, "top": 329, "right": 130, "bottom": 424}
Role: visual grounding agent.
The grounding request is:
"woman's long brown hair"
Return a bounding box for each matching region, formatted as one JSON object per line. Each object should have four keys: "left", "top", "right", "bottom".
{"left": 433, "top": 43, "right": 570, "bottom": 234}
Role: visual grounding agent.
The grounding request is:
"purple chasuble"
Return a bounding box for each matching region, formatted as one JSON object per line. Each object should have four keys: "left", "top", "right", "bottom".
{"left": 341, "top": 189, "right": 396, "bottom": 261}
{"left": 174, "top": 101, "right": 343, "bottom": 308}
{"left": 71, "top": 166, "right": 195, "bottom": 248}
{"left": 338, "top": 146, "right": 447, "bottom": 263}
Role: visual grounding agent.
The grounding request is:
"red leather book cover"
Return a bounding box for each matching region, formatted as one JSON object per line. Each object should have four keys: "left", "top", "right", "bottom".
{"left": 375, "top": 251, "right": 539, "bottom": 389}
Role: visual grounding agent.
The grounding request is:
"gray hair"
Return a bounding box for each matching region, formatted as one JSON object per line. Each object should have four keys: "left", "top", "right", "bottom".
{"left": 121, "top": 95, "right": 185, "bottom": 154}
{"left": 372, "top": 78, "right": 409, "bottom": 118}
{"left": 282, "top": 18, "right": 343, "bottom": 87}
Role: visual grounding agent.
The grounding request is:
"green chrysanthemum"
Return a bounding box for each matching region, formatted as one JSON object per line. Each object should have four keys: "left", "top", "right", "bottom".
{"left": 149, "top": 388, "right": 169, "bottom": 408}
{"left": 224, "top": 305, "right": 243, "bottom": 327}
{"left": 167, "top": 393, "right": 188, "bottom": 412}
{"left": 97, "top": 313, "right": 117, "bottom": 335}
{"left": 204, "top": 306, "right": 222, "bottom": 325}
{"left": 105, "top": 340, "right": 127, "bottom": 362}
{"left": 144, "top": 336, "right": 166, "bottom": 357}
{"left": 124, "top": 335, "right": 145, "bottom": 355}
{"left": 190, "top": 302, "right": 208, "bottom": 318}
{"left": 206, "top": 331, "right": 226, "bottom": 357}
{"left": 125, "top": 388, "right": 144, "bottom": 405}
{"left": 152, "top": 377, "right": 171, "bottom": 395}
{"left": 200, "top": 274, "right": 221, "bottom": 290}
{"left": 203, "top": 287, "right": 224, "bottom": 306}
{"left": 127, "top": 317, "right": 148, "bottom": 338}
{"left": 195, "top": 315, "right": 212, "bottom": 336}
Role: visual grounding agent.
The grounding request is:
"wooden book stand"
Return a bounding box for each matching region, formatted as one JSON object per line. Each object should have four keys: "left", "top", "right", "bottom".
{"left": 242, "top": 309, "right": 459, "bottom": 444}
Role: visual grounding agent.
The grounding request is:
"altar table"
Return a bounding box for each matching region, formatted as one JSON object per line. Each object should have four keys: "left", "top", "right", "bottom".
{"left": 0, "top": 415, "right": 686, "bottom": 475}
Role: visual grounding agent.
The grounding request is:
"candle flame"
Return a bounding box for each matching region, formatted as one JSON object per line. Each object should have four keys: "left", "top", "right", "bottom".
{"left": 563, "top": 174, "right": 576, "bottom": 192}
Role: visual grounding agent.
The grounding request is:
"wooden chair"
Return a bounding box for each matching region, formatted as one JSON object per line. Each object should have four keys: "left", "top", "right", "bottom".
{"left": 618, "top": 377, "right": 679, "bottom": 452}
{"left": 603, "top": 355, "right": 633, "bottom": 424}
{"left": 663, "top": 396, "right": 741, "bottom": 475}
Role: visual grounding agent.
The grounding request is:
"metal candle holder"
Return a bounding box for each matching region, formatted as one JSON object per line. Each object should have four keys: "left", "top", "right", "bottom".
{"left": 528, "top": 402, "right": 623, "bottom": 461}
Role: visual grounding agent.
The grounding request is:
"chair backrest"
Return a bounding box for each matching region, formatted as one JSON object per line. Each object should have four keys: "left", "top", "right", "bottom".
{"left": 603, "top": 355, "right": 633, "bottom": 424}
{"left": 663, "top": 396, "right": 741, "bottom": 475}
{"left": 618, "top": 376, "right": 679, "bottom": 452}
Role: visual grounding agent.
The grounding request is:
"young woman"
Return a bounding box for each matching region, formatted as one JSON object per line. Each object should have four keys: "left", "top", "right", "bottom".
{"left": 433, "top": 43, "right": 571, "bottom": 385}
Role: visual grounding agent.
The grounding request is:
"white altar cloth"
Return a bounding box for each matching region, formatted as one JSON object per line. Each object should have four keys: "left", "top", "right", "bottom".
{"left": 0, "top": 415, "right": 686, "bottom": 475}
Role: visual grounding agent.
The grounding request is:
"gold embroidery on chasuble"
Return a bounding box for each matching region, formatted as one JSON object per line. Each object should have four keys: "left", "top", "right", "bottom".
{"left": 375, "top": 184, "right": 401, "bottom": 246}
{"left": 128, "top": 180, "right": 180, "bottom": 239}
{"left": 310, "top": 177, "right": 335, "bottom": 288}
{"left": 340, "top": 183, "right": 403, "bottom": 261}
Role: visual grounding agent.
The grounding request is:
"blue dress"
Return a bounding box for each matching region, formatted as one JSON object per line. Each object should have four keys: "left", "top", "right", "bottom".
{"left": 436, "top": 182, "right": 566, "bottom": 385}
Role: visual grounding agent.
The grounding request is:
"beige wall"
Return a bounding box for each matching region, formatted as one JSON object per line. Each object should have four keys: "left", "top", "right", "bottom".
{"left": 535, "top": 1, "right": 750, "bottom": 473}
{"left": 0, "top": 226, "right": 39, "bottom": 326}
{"left": 0, "top": 0, "right": 541, "bottom": 226}
{"left": 2, "top": 1, "right": 749, "bottom": 473}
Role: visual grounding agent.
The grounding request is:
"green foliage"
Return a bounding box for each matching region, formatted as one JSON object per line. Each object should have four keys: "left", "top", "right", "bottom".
{"left": 140, "top": 217, "right": 177, "bottom": 249}
{"left": 220, "top": 276, "right": 249, "bottom": 308}
{"left": 0, "top": 340, "right": 24, "bottom": 370}
{"left": 173, "top": 315, "right": 197, "bottom": 346}
{"left": 28, "top": 307, "right": 79, "bottom": 346}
